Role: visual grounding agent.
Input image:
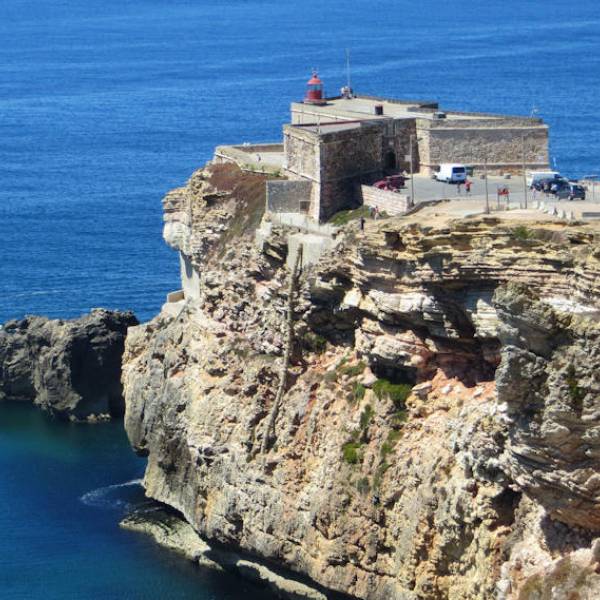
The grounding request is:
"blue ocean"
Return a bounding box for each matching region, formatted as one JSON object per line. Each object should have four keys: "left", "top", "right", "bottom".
{"left": 0, "top": 0, "right": 599, "bottom": 598}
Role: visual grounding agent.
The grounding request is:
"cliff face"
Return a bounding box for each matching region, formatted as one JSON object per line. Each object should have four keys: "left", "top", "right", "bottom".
{"left": 1, "top": 309, "right": 138, "bottom": 420}
{"left": 122, "top": 163, "right": 600, "bottom": 599}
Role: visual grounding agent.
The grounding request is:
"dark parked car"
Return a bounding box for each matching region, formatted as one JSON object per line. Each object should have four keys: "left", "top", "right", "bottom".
{"left": 554, "top": 183, "right": 586, "bottom": 200}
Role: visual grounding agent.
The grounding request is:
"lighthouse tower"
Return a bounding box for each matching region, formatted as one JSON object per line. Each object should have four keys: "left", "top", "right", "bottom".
{"left": 304, "top": 71, "right": 325, "bottom": 105}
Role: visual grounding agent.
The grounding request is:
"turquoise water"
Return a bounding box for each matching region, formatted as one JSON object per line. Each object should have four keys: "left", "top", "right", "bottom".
{"left": 1, "top": 0, "right": 599, "bottom": 597}
{"left": 0, "top": 403, "right": 268, "bottom": 599}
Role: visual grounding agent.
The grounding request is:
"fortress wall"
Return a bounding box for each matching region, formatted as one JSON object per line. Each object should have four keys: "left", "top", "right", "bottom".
{"left": 318, "top": 126, "right": 383, "bottom": 220}
{"left": 417, "top": 119, "right": 549, "bottom": 174}
{"left": 319, "top": 126, "right": 383, "bottom": 181}
{"left": 283, "top": 124, "right": 384, "bottom": 220}
{"left": 266, "top": 180, "right": 312, "bottom": 213}
{"left": 387, "top": 119, "right": 417, "bottom": 173}
{"left": 283, "top": 127, "right": 319, "bottom": 180}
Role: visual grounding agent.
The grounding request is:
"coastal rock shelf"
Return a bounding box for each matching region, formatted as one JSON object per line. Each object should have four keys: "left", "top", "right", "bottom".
{"left": 0, "top": 309, "right": 138, "bottom": 421}
{"left": 122, "top": 163, "right": 600, "bottom": 599}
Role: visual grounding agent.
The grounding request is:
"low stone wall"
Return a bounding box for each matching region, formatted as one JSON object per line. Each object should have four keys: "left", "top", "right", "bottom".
{"left": 268, "top": 212, "right": 338, "bottom": 236}
{"left": 360, "top": 185, "right": 411, "bottom": 216}
{"left": 166, "top": 290, "right": 184, "bottom": 303}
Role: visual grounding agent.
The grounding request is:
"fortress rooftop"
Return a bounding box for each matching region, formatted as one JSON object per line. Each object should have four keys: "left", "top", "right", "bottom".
{"left": 292, "top": 94, "right": 545, "bottom": 124}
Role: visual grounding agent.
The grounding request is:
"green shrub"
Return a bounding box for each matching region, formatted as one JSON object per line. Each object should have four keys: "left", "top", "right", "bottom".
{"left": 565, "top": 364, "right": 585, "bottom": 412}
{"left": 352, "top": 383, "right": 366, "bottom": 403}
{"left": 323, "top": 370, "right": 337, "bottom": 383}
{"left": 342, "top": 441, "right": 362, "bottom": 464}
{"left": 302, "top": 331, "right": 327, "bottom": 354}
{"left": 512, "top": 225, "right": 533, "bottom": 240}
{"left": 359, "top": 404, "right": 374, "bottom": 429}
{"left": 338, "top": 360, "right": 366, "bottom": 378}
{"left": 356, "top": 477, "right": 371, "bottom": 495}
{"left": 373, "top": 462, "right": 390, "bottom": 491}
{"left": 391, "top": 410, "right": 408, "bottom": 428}
{"left": 328, "top": 205, "right": 371, "bottom": 226}
{"left": 380, "top": 429, "right": 403, "bottom": 460}
{"left": 373, "top": 379, "right": 413, "bottom": 408}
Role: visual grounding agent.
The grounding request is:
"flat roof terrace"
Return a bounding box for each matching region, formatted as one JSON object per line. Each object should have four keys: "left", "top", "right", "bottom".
{"left": 214, "top": 143, "right": 284, "bottom": 173}
{"left": 292, "top": 95, "right": 542, "bottom": 124}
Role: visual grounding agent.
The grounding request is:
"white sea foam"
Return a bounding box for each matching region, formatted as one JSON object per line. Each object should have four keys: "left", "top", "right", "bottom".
{"left": 80, "top": 478, "right": 144, "bottom": 510}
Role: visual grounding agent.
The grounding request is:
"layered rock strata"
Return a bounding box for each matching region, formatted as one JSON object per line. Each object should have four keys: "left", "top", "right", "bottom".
{"left": 123, "top": 163, "right": 600, "bottom": 599}
{"left": 0, "top": 309, "right": 138, "bottom": 420}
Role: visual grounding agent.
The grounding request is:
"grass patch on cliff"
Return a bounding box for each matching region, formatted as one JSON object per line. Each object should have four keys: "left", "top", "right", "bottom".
{"left": 338, "top": 360, "right": 366, "bottom": 378}
{"left": 511, "top": 225, "right": 534, "bottom": 241}
{"left": 342, "top": 441, "right": 363, "bottom": 464}
{"left": 324, "top": 370, "right": 338, "bottom": 384}
{"left": 206, "top": 163, "right": 280, "bottom": 257}
{"left": 301, "top": 331, "right": 328, "bottom": 354}
{"left": 565, "top": 364, "right": 586, "bottom": 414}
{"left": 359, "top": 404, "right": 374, "bottom": 429}
{"left": 373, "top": 462, "right": 391, "bottom": 491}
{"left": 352, "top": 383, "right": 366, "bottom": 403}
{"left": 328, "top": 205, "right": 371, "bottom": 226}
{"left": 373, "top": 379, "right": 412, "bottom": 409}
{"left": 380, "top": 429, "right": 403, "bottom": 460}
{"left": 373, "top": 430, "right": 403, "bottom": 491}
{"left": 355, "top": 477, "right": 371, "bottom": 495}
{"left": 342, "top": 404, "right": 373, "bottom": 465}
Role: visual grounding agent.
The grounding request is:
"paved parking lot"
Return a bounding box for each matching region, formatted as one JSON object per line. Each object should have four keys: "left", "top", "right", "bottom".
{"left": 410, "top": 174, "right": 531, "bottom": 206}
{"left": 403, "top": 174, "right": 600, "bottom": 221}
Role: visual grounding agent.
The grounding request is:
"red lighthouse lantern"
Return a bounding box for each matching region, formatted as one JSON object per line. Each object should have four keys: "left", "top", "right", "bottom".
{"left": 304, "top": 71, "right": 325, "bottom": 105}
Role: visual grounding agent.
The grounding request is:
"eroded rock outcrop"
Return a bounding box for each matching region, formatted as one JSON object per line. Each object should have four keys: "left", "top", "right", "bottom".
{"left": 122, "top": 163, "right": 600, "bottom": 599}
{"left": 495, "top": 284, "right": 600, "bottom": 531}
{"left": 0, "top": 309, "right": 138, "bottom": 420}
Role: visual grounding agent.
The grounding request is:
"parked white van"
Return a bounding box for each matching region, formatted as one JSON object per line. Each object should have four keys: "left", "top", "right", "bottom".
{"left": 435, "top": 163, "right": 467, "bottom": 183}
{"left": 526, "top": 171, "right": 560, "bottom": 187}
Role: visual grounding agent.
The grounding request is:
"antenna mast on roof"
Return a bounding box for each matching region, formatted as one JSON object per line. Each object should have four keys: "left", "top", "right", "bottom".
{"left": 346, "top": 48, "right": 351, "bottom": 91}
{"left": 341, "top": 49, "right": 353, "bottom": 99}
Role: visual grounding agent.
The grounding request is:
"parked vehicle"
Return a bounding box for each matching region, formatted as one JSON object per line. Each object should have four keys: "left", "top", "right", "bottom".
{"left": 373, "top": 174, "right": 406, "bottom": 191}
{"left": 569, "top": 184, "right": 586, "bottom": 200}
{"left": 526, "top": 170, "right": 561, "bottom": 188}
{"left": 554, "top": 183, "right": 586, "bottom": 200}
{"left": 435, "top": 163, "right": 467, "bottom": 184}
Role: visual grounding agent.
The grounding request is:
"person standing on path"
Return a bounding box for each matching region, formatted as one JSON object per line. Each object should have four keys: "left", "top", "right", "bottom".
{"left": 465, "top": 180, "right": 472, "bottom": 195}
{"left": 360, "top": 216, "right": 365, "bottom": 231}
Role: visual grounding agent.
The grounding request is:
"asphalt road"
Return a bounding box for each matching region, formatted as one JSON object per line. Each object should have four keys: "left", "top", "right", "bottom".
{"left": 410, "top": 174, "right": 532, "bottom": 206}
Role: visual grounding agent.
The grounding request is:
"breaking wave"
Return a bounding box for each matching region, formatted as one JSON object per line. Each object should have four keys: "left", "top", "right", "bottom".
{"left": 80, "top": 478, "right": 145, "bottom": 511}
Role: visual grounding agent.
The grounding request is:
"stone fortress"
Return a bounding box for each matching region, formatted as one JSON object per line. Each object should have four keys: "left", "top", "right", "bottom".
{"left": 216, "top": 72, "right": 550, "bottom": 222}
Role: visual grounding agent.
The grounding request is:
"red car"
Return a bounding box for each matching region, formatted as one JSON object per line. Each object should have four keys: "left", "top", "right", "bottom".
{"left": 374, "top": 175, "right": 406, "bottom": 191}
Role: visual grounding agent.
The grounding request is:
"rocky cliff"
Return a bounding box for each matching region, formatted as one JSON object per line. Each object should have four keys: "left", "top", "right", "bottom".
{"left": 122, "top": 163, "right": 600, "bottom": 599}
{"left": 0, "top": 309, "right": 138, "bottom": 420}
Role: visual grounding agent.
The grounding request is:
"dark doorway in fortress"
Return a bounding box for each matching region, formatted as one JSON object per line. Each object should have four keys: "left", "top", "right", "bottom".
{"left": 384, "top": 150, "right": 397, "bottom": 171}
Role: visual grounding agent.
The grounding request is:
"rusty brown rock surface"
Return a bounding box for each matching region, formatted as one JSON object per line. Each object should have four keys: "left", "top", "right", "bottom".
{"left": 122, "top": 164, "right": 600, "bottom": 599}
